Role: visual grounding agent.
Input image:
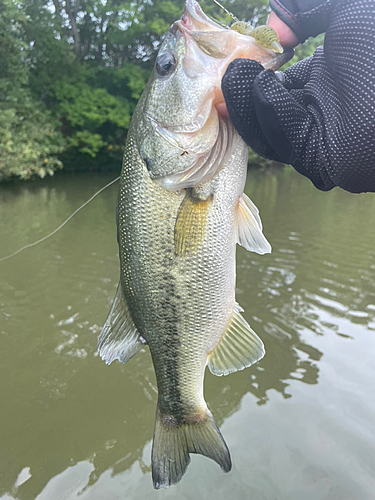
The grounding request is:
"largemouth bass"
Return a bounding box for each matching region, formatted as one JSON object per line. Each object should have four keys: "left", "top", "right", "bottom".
{"left": 98, "top": 0, "right": 290, "bottom": 489}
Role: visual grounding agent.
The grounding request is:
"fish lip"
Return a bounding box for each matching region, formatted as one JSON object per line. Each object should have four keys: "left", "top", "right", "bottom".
{"left": 180, "top": 0, "right": 222, "bottom": 31}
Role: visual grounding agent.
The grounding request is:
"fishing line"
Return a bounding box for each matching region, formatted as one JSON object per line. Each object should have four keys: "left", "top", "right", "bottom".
{"left": 0, "top": 176, "right": 120, "bottom": 262}
{"left": 212, "top": 0, "right": 239, "bottom": 22}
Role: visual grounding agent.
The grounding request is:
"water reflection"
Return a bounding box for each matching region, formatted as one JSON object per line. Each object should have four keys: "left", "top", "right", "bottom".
{"left": 1, "top": 169, "right": 375, "bottom": 499}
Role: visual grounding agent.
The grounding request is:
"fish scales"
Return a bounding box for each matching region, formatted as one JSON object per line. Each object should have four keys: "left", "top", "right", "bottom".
{"left": 98, "top": 0, "right": 292, "bottom": 490}
{"left": 119, "top": 113, "right": 243, "bottom": 417}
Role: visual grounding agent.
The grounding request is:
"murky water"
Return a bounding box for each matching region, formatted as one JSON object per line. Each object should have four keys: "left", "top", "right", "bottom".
{"left": 1, "top": 169, "right": 375, "bottom": 500}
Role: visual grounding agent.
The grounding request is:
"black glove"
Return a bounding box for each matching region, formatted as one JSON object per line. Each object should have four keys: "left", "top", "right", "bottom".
{"left": 269, "top": 0, "right": 335, "bottom": 43}
{"left": 222, "top": 0, "right": 375, "bottom": 193}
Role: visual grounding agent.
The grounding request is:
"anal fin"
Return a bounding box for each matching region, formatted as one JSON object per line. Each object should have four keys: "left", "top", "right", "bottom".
{"left": 236, "top": 193, "right": 271, "bottom": 255}
{"left": 175, "top": 191, "right": 212, "bottom": 256}
{"left": 208, "top": 303, "right": 265, "bottom": 376}
{"left": 98, "top": 282, "right": 146, "bottom": 365}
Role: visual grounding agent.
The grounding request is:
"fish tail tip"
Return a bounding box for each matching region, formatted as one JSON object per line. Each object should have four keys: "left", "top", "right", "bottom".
{"left": 151, "top": 406, "right": 231, "bottom": 489}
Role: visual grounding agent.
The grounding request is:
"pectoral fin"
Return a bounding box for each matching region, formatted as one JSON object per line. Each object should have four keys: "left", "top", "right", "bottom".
{"left": 98, "top": 283, "right": 146, "bottom": 365}
{"left": 236, "top": 193, "right": 271, "bottom": 254}
{"left": 208, "top": 303, "right": 265, "bottom": 376}
{"left": 175, "top": 191, "right": 212, "bottom": 256}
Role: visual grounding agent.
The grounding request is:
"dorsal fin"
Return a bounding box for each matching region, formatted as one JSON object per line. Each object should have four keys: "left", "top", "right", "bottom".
{"left": 208, "top": 303, "right": 265, "bottom": 376}
{"left": 98, "top": 283, "right": 146, "bottom": 365}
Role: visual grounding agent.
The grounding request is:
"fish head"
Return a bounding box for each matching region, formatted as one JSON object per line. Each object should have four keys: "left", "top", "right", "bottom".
{"left": 137, "top": 0, "right": 291, "bottom": 191}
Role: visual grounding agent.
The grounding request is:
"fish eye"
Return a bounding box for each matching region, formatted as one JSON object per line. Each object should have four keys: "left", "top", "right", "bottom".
{"left": 156, "top": 52, "right": 177, "bottom": 77}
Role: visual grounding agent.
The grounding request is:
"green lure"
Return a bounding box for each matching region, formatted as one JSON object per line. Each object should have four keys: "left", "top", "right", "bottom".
{"left": 212, "top": 0, "right": 283, "bottom": 53}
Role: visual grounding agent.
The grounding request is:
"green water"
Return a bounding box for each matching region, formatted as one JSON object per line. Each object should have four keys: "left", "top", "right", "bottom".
{"left": 1, "top": 169, "right": 375, "bottom": 500}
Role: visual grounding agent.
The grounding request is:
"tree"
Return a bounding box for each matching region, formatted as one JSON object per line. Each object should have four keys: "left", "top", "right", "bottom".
{"left": 0, "top": 0, "right": 65, "bottom": 180}
{"left": 0, "top": 0, "right": 321, "bottom": 180}
{"left": 24, "top": 0, "right": 151, "bottom": 169}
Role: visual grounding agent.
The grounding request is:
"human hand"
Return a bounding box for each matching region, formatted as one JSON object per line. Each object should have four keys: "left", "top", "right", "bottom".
{"left": 222, "top": 1, "right": 375, "bottom": 193}
{"left": 216, "top": 9, "right": 298, "bottom": 117}
{"left": 267, "top": 11, "right": 298, "bottom": 48}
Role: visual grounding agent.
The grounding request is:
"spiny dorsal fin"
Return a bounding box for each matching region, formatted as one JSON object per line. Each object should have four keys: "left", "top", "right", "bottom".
{"left": 175, "top": 191, "right": 212, "bottom": 256}
{"left": 98, "top": 282, "right": 146, "bottom": 365}
{"left": 208, "top": 303, "right": 265, "bottom": 376}
{"left": 236, "top": 193, "right": 271, "bottom": 255}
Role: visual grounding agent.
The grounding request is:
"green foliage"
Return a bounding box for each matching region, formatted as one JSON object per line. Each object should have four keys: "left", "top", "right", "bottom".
{"left": 0, "top": 0, "right": 324, "bottom": 180}
{"left": 0, "top": 0, "right": 65, "bottom": 180}
{"left": 54, "top": 81, "right": 131, "bottom": 157}
{"left": 0, "top": 95, "right": 65, "bottom": 180}
{"left": 204, "top": 0, "right": 270, "bottom": 27}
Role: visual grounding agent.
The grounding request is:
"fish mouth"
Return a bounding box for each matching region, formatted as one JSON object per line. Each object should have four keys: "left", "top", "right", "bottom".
{"left": 178, "top": 0, "right": 294, "bottom": 72}
{"left": 181, "top": 0, "right": 223, "bottom": 32}
{"left": 140, "top": 0, "right": 292, "bottom": 192}
{"left": 145, "top": 113, "right": 237, "bottom": 191}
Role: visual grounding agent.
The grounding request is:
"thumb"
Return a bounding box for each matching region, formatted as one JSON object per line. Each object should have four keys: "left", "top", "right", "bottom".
{"left": 222, "top": 58, "right": 284, "bottom": 161}
{"left": 267, "top": 11, "right": 299, "bottom": 48}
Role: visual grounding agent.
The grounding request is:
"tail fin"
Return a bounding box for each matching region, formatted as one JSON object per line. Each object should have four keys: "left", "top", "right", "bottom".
{"left": 152, "top": 405, "right": 231, "bottom": 489}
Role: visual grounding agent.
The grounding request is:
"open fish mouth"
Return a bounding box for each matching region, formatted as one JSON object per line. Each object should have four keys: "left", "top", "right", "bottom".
{"left": 139, "top": 0, "right": 292, "bottom": 193}
{"left": 145, "top": 114, "right": 237, "bottom": 191}
{"left": 180, "top": 0, "right": 224, "bottom": 34}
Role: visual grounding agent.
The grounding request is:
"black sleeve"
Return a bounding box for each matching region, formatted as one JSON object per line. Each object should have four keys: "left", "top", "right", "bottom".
{"left": 222, "top": 0, "right": 375, "bottom": 193}
{"left": 269, "top": 0, "right": 337, "bottom": 43}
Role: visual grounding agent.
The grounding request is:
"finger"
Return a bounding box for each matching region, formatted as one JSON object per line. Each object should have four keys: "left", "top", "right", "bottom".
{"left": 267, "top": 11, "right": 299, "bottom": 48}
{"left": 283, "top": 55, "right": 315, "bottom": 90}
{"left": 215, "top": 101, "right": 229, "bottom": 117}
{"left": 222, "top": 59, "right": 284, "bottom": 161}
{"left": 253, "top": 69, "right": 333, "bottom": 190}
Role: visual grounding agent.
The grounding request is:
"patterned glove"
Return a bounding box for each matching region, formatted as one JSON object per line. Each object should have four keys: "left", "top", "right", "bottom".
{"left": 222, "top": 0, "right": 375, "bottom": 193}
{"left": 269, "top": 0, "right": 335, "bottom": 43}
